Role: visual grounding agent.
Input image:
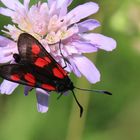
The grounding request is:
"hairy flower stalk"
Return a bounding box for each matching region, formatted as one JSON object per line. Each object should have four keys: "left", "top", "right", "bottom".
{"left": 0, "top": 0, "right": 116, "bottom": 113}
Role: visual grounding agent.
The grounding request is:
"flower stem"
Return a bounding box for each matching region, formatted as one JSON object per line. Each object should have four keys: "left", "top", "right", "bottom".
{"left": 66, "top": 55, "right": 97, "bottom": 140}
{"left": 66, "top": 89, "right": 90, "bottom": 140}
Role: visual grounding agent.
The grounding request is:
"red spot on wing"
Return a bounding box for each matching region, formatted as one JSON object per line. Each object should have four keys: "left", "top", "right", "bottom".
{"left": 53, "top": 67, "right": 64, "bottom": 79}
{"left": 24, "top": 73, "right": 36, "bottom": 84}
{"left": 32, "top": 44, "right": 40, "bottom": 54}
{"left": 11, "top": 74, "right": 20, "bottom": 81}
{"left": 41, "top": 84, "right": 56, "bottom": 90}
{"left": 35, "top": 58, "right": 50, "bottom": 68}
{"left": 57, "top": 64, "right": 67, "bottom": 76}
{"left": 44, "top": 56, "right": 51, "bottom": 63}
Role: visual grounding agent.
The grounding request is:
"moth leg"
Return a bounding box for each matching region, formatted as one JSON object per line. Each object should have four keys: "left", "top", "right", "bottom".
{"left": 58, "top": 40, "right": 71, "bottom": 69}
{"left": 57, "top": 92, "right": 64, "bottom": 100}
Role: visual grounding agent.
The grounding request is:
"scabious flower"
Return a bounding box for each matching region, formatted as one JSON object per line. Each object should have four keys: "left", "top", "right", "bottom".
{"left": 0, "top": 0, "right": 116, "bottom": 113}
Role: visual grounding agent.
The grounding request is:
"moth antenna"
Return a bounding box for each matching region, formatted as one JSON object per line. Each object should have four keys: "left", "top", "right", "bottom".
{"left": 75, "top": 87, "right": 112, "bottom": 95}
{"left": 58, "top": 40, "right": 71, "bottom": 68}
{"left": 72, "top": 90, "right": 83, "bottom": 117}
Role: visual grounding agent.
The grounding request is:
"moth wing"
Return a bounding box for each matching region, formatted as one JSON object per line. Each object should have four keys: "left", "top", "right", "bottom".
{"left": 17, "top": 33, "right": 67, "bottom": 79}
{"left": 0, "top": 64, "right": 56, "bottom": 91}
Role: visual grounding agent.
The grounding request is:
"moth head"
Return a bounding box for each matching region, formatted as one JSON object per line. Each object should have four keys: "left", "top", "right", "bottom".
{"left": 13, "top": 53, "right": 21, "bottom": 63}
{"left": 56, "top": 78, "right": 74, "bottom": 92}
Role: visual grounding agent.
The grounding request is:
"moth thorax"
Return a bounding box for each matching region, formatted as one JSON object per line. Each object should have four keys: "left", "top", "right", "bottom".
{"left": 13, "top": 53, "right": 21, "bottom": 63}
{"left": 68, "top": 81, "right": 74, "bottom": 90}
{"left": 57, "top": 79, "right": 74, "bottom": 92}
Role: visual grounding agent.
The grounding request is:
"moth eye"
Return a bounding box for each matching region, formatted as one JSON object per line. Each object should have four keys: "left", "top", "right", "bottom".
{"left": 13, "top": 53, "right": 21, "bottom": 63}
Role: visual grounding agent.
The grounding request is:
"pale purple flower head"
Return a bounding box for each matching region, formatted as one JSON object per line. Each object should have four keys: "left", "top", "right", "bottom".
{"left": 0, "top": 0, "right": 116, "bottom": 113}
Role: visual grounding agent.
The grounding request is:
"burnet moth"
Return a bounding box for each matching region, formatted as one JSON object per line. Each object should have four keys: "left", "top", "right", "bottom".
{"left": 0, "top": 33, "right": 111, "bottom": 117}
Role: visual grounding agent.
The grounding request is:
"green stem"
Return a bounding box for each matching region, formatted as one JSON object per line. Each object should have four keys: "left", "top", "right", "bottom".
{"left": 66, "top": 87, "right": 90, "bottom": 140}
{"left": 66, "top": 55, "right": 97, "bottom": 140}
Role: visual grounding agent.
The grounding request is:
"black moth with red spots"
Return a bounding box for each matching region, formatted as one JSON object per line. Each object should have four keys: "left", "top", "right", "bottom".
{"left": 0, "top": 33, "right": 73, "bottom": 92}
{"left": 0, "top": 33, "right": 111, "bottom": 117}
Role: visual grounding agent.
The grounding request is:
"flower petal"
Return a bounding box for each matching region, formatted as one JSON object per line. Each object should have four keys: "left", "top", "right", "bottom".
{"left": 0, "top": 80, "right": 19, "bottom": 95}
{"left": 0, "top": 7, "right": 14, "bottom": 17}
{"left": 59, "top": 0, "right": 68, "bottom": 17}
{"left": 66, "top": 0, "right": 73, "bottom": 6}
{"left": 0, "top": 37, "right": 17, "bottom": 63}
{"left": 48, "top": 0, "right": 73, "bottom": 8}
{"left": 1, "top": 0, "right": 23, "bottom": 10}
{"left": 36, "top": 88, "right": 50, "bottom": 113}
{"left": 48, "top": 0, "right": 55, "bottom": 7}
{"left": 72, "top": 56, "right": 100, "bottom": 83}
{"left": 67, "top": 2, "right": 99, "bottom": 25}
{"left": 82, "top": 33, "right": 117, "bottom": 51}
{"left": 23, "top": 0, "right": 30, "bottom": 11}
{"left": 49, "top": 1, "right": 57, "bottom": 16}
{"left": 71, "top": 41, "right": 98, "bottom": 53}
{"left": 24, "top": 86, "right": 32, "bottom": 96}
{"left": 69, "top": 58, "right": 82, "bottom": 77}
{"left": 78, "top": 19, "right": 100, "bottom": 33}
{"left": 56, "top": 0, "right": 68, "bottom": 8}
{"left": 0, "top": 35, "right": 14, "bottom": 47}
{"left": 0, "top": 55, "right": 13, "bottom": 63}
{"left": 65, "top": 45, "right": 79, "bottom": 55}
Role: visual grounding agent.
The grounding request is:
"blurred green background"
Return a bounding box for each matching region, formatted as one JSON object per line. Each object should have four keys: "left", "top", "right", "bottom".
{"left": 0, "top": 0, "right": 140, "bottom": 140}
